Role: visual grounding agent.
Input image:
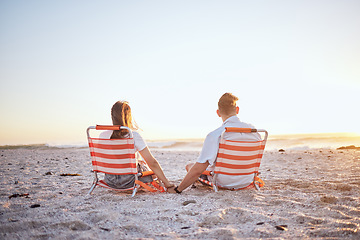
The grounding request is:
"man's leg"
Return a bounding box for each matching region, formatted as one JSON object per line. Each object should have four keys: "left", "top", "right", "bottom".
{"left": 185, "top": 163, "right": 195, "bottom": 172}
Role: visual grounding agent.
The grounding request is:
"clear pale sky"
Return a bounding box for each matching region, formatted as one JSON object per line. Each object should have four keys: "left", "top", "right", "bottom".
{"left": 0, "top": 0, "right": 359, "bottom": 145}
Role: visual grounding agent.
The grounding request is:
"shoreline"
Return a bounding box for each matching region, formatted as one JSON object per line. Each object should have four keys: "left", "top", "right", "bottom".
{"left": 1, "top": 143, "right": 360, "bottom": 153}
{"left": 1, "top": 131, "right": 360, "bottom": 151}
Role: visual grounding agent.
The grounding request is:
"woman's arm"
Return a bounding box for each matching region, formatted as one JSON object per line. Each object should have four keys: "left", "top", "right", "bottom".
{"left": 138, "top": 147, "right": 174, "bottom": 189}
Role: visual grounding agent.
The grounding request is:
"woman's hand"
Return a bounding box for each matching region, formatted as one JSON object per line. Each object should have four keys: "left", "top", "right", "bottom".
{"left": 166, "top": 185, "right": 177, "bottom": 193}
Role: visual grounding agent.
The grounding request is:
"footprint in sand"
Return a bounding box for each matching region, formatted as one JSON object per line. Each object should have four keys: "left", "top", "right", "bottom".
{"left": 309, "top": 228, "right": 359, "bottom": 238}
{"left": 295, "top": 214, "right": 329, "bottom": 225}
{"left": 198, "top": 207, "right": 251, "bottom": 228}
{"left": 87, "top": 211, "right": 113, "bottom": 224}
{"left": 120, "top": 224, "right": 143, "bottom": 234}
{"left": 334, "top": 184, "right": 352, "bottom": 191}
{"left": 48, "top": 221, "right": 91, "bottom": 231}
{"left": 320, "top": 196, "right": 337, "bottom": 204}
{"left": 209, "top": 228, "right": 237, "bottom": 239}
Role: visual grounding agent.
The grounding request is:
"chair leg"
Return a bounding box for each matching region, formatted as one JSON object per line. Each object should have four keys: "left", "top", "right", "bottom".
{"left": 88, "top": 180, "right": 98, "bottom": 195}
{"left": 88, "top": 173, "right": 98, "bottom": 195}
{"left": 254, "top": 181, "right": 260, "bottom": 191}
{"left": 212, "top": 174, "right": 218, "bottom": 192}
{"left": 131, "top": 185, "right": 139, "bottom": 197}
{"left": 254, "top": 173, "right": 262, "bottom": 191}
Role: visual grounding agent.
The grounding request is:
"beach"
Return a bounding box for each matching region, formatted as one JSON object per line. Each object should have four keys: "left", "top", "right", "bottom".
{"left": 1, "top": 146, "right": 359, "bottom": 239}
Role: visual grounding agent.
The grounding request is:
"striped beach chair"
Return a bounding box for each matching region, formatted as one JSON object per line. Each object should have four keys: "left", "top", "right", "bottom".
{"left": 199, "top": 127, "right": 268, "bottom": 192}
{"left": 87, "top": 125, "right": 164, "bottom": 197}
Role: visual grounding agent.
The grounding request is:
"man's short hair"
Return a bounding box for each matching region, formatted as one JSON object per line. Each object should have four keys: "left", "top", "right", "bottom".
{"left": 218, "top": 93, "right": 238, "bottom": 115}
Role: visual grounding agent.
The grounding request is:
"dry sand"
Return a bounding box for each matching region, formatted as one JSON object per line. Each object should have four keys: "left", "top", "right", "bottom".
{"left": 0, "top": 147, "right": 359, "bottom": 239}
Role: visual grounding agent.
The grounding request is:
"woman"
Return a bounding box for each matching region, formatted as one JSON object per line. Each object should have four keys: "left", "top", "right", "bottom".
{"left": 100, "top": 101, "right": 175, "bottom": 192}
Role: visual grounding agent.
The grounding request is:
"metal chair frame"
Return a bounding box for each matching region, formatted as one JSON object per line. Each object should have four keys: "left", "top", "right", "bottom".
{"left": 87, "top": 125, "right": 140, "bottom": 197}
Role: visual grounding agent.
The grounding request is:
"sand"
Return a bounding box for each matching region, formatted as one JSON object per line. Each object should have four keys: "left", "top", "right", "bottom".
{"left": 0, "top": 147, "right": 359, "bottom": 239}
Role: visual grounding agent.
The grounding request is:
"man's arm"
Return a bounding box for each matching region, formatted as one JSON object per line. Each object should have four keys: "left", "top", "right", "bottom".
{"left": 174, "top": 128, "right": 221, "bottom": 193}
{"left": 176, "top": 162, "right": 209, "bottom": 192}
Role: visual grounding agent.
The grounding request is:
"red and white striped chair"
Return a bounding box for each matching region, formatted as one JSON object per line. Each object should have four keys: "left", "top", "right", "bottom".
{"left": 199, "top": 127, "right": 268, "bottom": 191}
{"left": 87, "top": 125, "right": 164, "bottom": 197}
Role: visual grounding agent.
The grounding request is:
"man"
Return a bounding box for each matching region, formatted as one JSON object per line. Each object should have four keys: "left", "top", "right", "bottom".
{"left": 172, "top": 93, "right": 261, "bottom": 193}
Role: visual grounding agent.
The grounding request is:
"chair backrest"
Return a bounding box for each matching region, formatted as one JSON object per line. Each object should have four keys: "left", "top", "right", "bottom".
{"left": 87, "top": 125, "right": 137, "bottom": 175}
{"left": 214, "top": 128, "right": 267, "bottom": 176}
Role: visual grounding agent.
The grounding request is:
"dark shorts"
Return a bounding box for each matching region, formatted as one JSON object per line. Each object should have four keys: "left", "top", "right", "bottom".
{"left": 104, "top": 163, "right": 153, "bottom": 189}
{"left": 199, "top": 174, "right": 209, "bottom": 181}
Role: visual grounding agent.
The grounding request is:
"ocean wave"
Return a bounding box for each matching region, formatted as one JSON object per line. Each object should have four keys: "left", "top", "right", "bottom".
{"left": 266, "top": 134, "right": 360, "bottom": 151}
{"left": 45, "top": 143, "right": 88, "bottom": 149}
{"left": 0, "top": 144, "right": 48, "bottom": 149}
{"left": 0, "top": 143, "right": 88, "bottom": 150}
{"left": 147, "top": 140, "right": 203, "bottom": 151}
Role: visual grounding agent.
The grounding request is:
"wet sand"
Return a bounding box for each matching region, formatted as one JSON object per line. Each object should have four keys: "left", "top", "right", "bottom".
{"left": 0, "top": 147, "right": 359, "bottom": 239}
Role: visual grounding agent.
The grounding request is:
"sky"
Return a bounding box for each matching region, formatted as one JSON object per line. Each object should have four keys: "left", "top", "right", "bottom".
{"left": 0, "top": 0, "right": 359, "bottom": 146}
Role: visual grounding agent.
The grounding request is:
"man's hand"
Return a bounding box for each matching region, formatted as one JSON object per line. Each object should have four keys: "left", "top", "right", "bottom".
{"left": 176, "top": 162, "right": 209, "bottom": 192}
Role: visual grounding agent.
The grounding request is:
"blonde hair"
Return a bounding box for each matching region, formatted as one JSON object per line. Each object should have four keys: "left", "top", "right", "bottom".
{"left": 218, "top": 93, "right": 238, "bottom": 115}
{"left": 110, "top": 101, "right": 138, "bottom": 139}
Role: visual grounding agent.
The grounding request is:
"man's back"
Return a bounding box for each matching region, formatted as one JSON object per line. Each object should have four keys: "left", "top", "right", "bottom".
{"left": 207, "top": 116, "right": 261, "bottom": 189}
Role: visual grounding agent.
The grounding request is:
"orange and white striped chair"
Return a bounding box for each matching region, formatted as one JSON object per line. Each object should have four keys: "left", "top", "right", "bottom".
{"left": 199, "top": 127, "right": 268, "bottom": 192}
{"left": 87, "top": 125, "right": 164, "bottom": 197}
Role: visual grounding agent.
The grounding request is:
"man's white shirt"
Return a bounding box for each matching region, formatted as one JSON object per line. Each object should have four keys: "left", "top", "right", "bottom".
{"left": 197, "top": 115, "right": 261, "bottom": 189}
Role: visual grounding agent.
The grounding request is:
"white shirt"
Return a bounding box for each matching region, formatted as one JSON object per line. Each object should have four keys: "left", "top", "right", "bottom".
{"left": 197, "top": 115, "right": 261, "bottom": 189}
{"left": 99, "top": 130, "right": 147, "bottom": 152}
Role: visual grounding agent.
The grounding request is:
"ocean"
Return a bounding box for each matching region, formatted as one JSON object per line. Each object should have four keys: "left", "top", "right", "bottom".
{"left": 2, "top": 133, "right": 359, "bottom": 151}
{"left": 147, "top": 133, "right": 360, "bottom": 151}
